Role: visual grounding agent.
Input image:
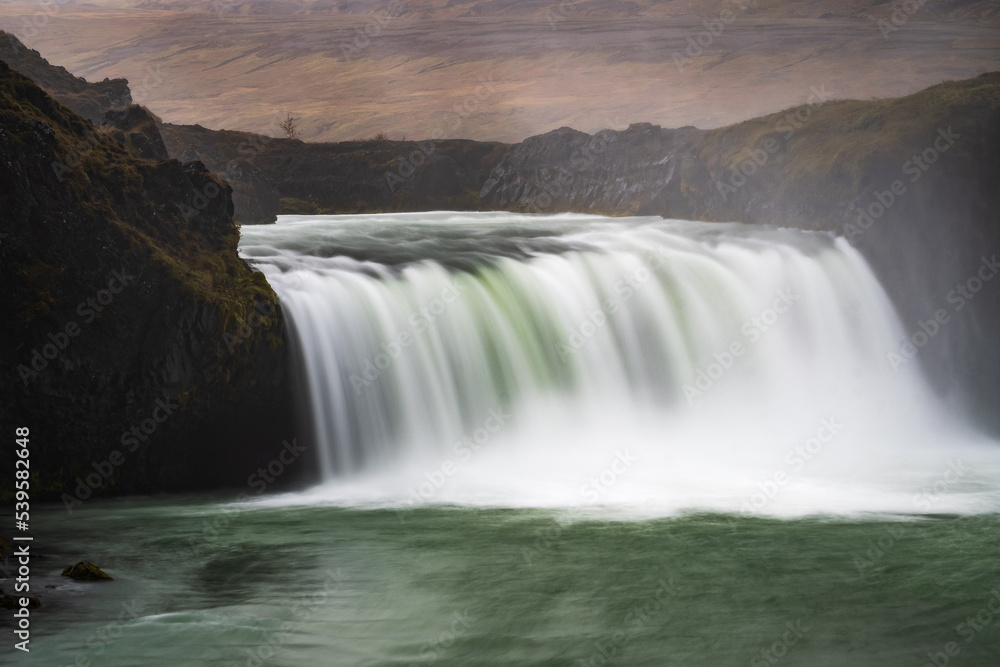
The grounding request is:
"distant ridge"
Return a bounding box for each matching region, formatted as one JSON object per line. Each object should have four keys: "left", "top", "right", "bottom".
{"left": 0, "top": 30, "right": 130, "bottom": 123}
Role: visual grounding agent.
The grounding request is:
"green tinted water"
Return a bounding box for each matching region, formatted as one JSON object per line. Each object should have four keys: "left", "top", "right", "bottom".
{"left": 11, "top": 498, "right": 1000, "bottom": 666}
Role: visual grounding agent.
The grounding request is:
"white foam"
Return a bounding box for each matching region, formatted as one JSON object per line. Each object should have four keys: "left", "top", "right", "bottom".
{"left": 239, "top": 213, "right": 1000, "bottom": 518}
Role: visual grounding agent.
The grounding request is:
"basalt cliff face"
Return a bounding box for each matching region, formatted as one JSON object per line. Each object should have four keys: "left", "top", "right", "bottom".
{"left": 482, "top": 74, "right": 1000, "bottom": 432}
{"left": 159, "top": 122, "right": 509, "bottom": 224}
{"left": 0, "top": 61, "right": 304, "bottom": 503}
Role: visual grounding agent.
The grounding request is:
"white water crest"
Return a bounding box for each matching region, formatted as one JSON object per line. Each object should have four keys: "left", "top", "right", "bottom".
{"left": 239, "top": 212, "right": 1000, "bottom": 517}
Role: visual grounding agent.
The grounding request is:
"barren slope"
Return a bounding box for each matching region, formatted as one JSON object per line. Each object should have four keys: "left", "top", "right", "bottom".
{"left": 1, "top": 0, "right": 996, "bottom": 142}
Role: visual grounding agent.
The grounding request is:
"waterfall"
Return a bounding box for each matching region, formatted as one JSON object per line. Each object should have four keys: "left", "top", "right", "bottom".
{"left": 239, "top": 212, "right": 1000, "bottom": 516}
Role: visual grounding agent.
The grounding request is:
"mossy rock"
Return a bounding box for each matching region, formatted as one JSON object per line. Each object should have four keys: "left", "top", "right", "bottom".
{"left": 62, "top": 561, "right": 113, "bottom": 581}
{"left": 0, "top": 588, "right": 41, "bottom": 609}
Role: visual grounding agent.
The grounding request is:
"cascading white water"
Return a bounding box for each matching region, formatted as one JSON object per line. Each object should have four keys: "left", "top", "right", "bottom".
{"left": 239, "top": 212, "right": 1000, "bottom": 517}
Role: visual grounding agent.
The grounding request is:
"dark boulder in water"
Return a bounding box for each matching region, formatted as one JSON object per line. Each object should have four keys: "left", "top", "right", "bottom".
{"left": 62, "top": 561, "right": 113, "bottom": 581}
{"left": 0, "top": 588, "right": 41, "bottom": 608}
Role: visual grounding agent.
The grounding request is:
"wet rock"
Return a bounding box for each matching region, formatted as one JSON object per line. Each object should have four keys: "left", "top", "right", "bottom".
{"left": 62, "top": 561, "right": 114, "bottom": 581}
{"left": 1, "top": 589, "right": 41, "bottom": 609}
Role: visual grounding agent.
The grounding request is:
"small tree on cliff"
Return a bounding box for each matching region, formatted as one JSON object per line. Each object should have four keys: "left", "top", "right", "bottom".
{"left": 279, "top": 114, "right": 300, "bottom": 140}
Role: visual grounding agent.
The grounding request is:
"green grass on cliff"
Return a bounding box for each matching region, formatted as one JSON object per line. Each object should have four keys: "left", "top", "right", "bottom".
{"left": 0, "top": 60, "right": 278, "bottom": 338}
{"left": 691, "top": 72, "right": 1000, "bottom": 228}
{"left": 1, "top": 60, "right": 289, "bottom": 502}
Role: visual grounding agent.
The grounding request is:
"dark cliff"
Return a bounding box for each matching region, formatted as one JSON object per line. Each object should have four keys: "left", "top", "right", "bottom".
{"left": 0, "top": 61, "right": 303, "bottom": 503}
{"left": 102, "top": 105, "right": 170, "bottom": 162}
{"left": 0, "top": 31, "right": 130, "bottom": 123}
{"left": 482, "top": 74, "right": 1000, "bottom": 432}
{"left": 159, "top": 122, "right": 509, "bottom": 224}
{"left": 480, "top": 123, "right": 705, "bottom": 217}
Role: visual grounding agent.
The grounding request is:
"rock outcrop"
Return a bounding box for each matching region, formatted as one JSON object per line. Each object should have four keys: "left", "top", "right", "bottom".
{"left": 0, "top": 61, "right": 303, "bottom": 503}
{"left": 62, "top": 562, "right": 113, "bottom": 581}
{"left": 102, "top": 105, "right": 170, "bottom": 162}
{"left": 479, "top": 123, "right": 706, "bottom": 217}
{"left": 1, "top": 589, "right": 41, "bottom": 609}
{"left": 159, "top": 123, "right": 509, "bottom": 223}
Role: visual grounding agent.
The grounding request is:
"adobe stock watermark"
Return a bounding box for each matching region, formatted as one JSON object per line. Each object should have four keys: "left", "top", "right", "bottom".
{"left": 922, "top": 586, "right": 1000, "bottom": 667}
{"left": 62, "top": 599, "right": 145, "bottom": 667}
{"left": 750, "top": 618, "right": 809, "bottom": 667}
{"left": 578, "top": 577, "right": 677, "bottom": 666}
{"left": 61, "top": 297, "right": 279, "bottom": 512}
{"left": 214, "top": 107, "right": 295, "bottom": 180}
{"left": 396, "top": 407, "right": 512, "bottom": 521}
{"left": 178, "top": 176, "right": 228, "bottom": 220}
{"left": 737, "top": 417, "right": 844, "bottom": 514}
{"left": 843, "top": 126, "right": 960, "bottom": 245}
{"left": 716, "top": 85, "right": 832, "bottom": 202}
{"left": 17, "top": 268, "right": 136, "bottom": 385}
{"left": 682, "top": 288, "right": 798, "bottom": 403}
{"left": 210, "top": 0, "right": 240, "bottom": 17}
{"left": 180, "top": 108, "right": 294, "bottom": 216}
{"left": 546, "top": 0, "right": 581, "bottom": 29}
{"left": 12, "top": 0, "right": 70, "bottom": 40}
{"left": 913, "top": 460, "right": 965, "bottom": 512}
{"left": 189, "top": 438, "right": 305, "bottom": 556}
{"left": 955, "top": 588, "right": 1000, "bottom": 649}
{"left": 404, "top": 610, "right": 476, "bottom": 667}
{"left": 671, "top": 6, "right": 743, "bottom": 73}
{"left": 520, "top": 449, "right": 638, "bottom": 565}
{"left": 106, "top": 64, "right": 163, "bottom": 107}
{"left": 384, "top": 72, "right": 502, "bottom": 193}
{"left": 579, "top": 449, "right": 638, "bottom": 503}
{"left": 557, "top": 245, "right": 671, "bottom": 362}
{"left": 339, "top": 0, "right": 405, "bottom": 60}
{"left": 234, "top": 568, "right": 346, "bottom": 667}
{"left": 886, "top": 255, "right": 998, "bottom": 371}
{"left": 2, "top": 31, "right": 25, "bottom": 55}
{"left": 51, "top": 126, "right": 124, "bottom": 182}
{"left": 869, "top": 0, "right": 930, "bottom": 40}
{"left": 221, "top": 298, "right": 280, "bottom": 354}
{"left": 61, "top": 390, "right": 180, "bottom": 512}
{"left": 52, "top": 107, "right": 219, "bottom": 220}
{"left": 853, "top": 524, "right": 905, "bottom": 581}
{"left": 504, "top": 116, "right": 626, "bottom": 213}
{"left": 350, "top": 278, "right": 465, "bottom": 391}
